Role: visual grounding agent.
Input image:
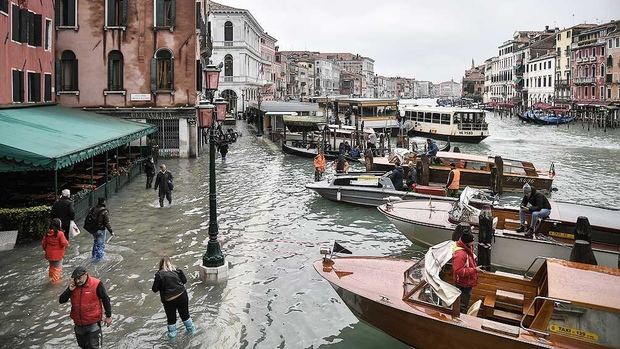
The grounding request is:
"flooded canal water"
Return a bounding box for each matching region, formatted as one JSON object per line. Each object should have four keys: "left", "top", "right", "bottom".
{"left": 0, "top": 107, "right": 619, "bottom": 348}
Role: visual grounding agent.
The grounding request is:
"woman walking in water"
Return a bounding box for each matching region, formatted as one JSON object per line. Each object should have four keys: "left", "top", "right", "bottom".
{"left": 152, "top": 256, "right": 195, "bottom": 339}
{"left": 42, "top": 218, "right": 69, "bottom": 284}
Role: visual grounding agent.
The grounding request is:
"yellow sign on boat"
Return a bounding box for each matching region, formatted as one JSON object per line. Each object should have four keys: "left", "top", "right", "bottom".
{"left": 549, "top": 324, "right": 598, "bottom": 342}
{"left": 548, "top": 231, "right": 574, "bottom": 240}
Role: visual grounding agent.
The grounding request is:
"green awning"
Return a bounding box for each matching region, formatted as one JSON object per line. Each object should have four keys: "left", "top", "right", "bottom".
{"left": 283, "top": 115, "right": 325, "bottom": 132}
{"left": 0, "top": 105, "right": 157, "bottom": 172}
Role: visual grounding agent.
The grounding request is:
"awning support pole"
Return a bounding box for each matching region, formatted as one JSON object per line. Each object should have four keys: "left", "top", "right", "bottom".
{"left": 128, "top": 143, "right": 132, "bottom": 182}
{"left": 105, "top": 151, "right": 109, "bottom": 198}
{"left": 90, "top": 157, "right": 94, "bottom": 205}
{"left": 115, "top": 147, "right": 119, "bottom": 193}
{"left": 54, "top": 169, "right": 58, "bottom": 198}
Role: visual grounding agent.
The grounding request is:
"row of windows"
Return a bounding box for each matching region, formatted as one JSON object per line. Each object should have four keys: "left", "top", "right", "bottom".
{"left": 608, "top": 37, "right": 620, "bottom": 49}
{"left": 574, "top": 46, "right": 605, "bottom": 59}
{"left": 527, "top": 75, "right": 553, "bottom": 88}
{"left": 406, "top": 111, "right": 451, "bottom": 125}
{"left": 527, "top": 60, "right": 552, "bottom": 72}
{"left": 573, "top": 86, "right": 605, "bottom": 100}
{"left": 56, "top": 48, "right": 175, "bottom": 93}
{"left": 12, "top": 70, "right": 53, "bottom": 103}
{"left": 575, "top": 64, "right": 605, "bottom": 78}
{"left": 10, "top": 4, "right": 52, "bottom": 49}
{"left": 489, "top": 70, "right": 513, "bottom": 83}
{"left": 55, "top": 0, "right": 174, "bottom": 28}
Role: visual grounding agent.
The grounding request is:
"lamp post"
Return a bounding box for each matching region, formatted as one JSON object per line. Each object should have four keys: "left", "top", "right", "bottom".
{"left": 197, "top": 63, "right": 228, "bottom": 282}
{"left": 256, "top": 91, "right": 263, "bottom": 137}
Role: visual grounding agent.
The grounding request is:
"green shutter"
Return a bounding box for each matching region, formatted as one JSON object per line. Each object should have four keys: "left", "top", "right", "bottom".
{"left": 19, "top": 9, "right": 28, "bottom": 43}
{"left": 73, "top": 60, "right": 79, "bottom": 90}
{"left": 106, "top": 0, "right": 114, "bottom": 26}
{"left": 107, "top": 56, "right": 113, "bottom": 90}
{"left": 169, "top": 0, "right": 176, "bottom": 27}
{"left": 11, "top": 5, "right": 19, "bottom": 41}
{"left": 68, "top": 0, "right": 76, "bottom": 26}
{"left": 155, "top": 0, "right": 163, "bottom": 27}
{"left": 55, "top": 59, "right": 61, "bottom": 92}
{"left": 54, "top": 1, "right": 60, "bottom": 26}
{"left": 151, "top": 58, "right": 157, "bottom": 92}
{"left": 34, "top": 14, "right": 42, "bottom": 46}
{"left": 168, "top": 58, "right": 174, "bottom": 90}
{"left": 121, "top": 0, "right": 129, "bottom": 26}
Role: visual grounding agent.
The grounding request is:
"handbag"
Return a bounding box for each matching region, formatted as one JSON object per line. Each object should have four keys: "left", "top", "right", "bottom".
{"left": 167, "top": 179, "right": 174, "bottom": 191}
{"left": 69, "top": 220, "right": 81, "bottom": 238}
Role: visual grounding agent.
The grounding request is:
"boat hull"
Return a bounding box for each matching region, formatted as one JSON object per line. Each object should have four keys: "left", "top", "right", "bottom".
{"left": 380, "top": 207, "right": 620, "bottom": 270}
{"left": 407, "top": 129, "right": 488, "bottom": 143}
{"left": 305, "top": 183, "right": 450, "bottom": 207}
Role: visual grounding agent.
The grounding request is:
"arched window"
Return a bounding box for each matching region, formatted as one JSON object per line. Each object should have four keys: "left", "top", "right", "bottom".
{"left": 591, "top": 65, "right": 595, "bottom": 78}
{"left": 59, "top": 50, "right": 78, "bottom": 91}
{"left": 224, "top": 54, "right": 233, "bottom": 77}
{"left": 600, "top": 64, "right": 605, "bottom": 77}
{"left": 224, "top": 21, "right": 233, "bottom": 42}
{"left": 152, "top": 49, "right": 174, "bottom": 91}
{"left": 107, "top": 50, "right": 124, "bottom": 90}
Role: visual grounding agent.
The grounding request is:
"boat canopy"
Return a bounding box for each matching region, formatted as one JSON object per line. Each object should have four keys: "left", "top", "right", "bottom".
{"left": 282, "top": 115, "right": 325, "bottom": 132}
{"left": 422, "top": 241, "right": 461, "bottom": 306}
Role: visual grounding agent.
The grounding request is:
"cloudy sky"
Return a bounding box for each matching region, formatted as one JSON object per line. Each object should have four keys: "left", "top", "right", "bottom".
{"left": 217, "top": 0, "right": 619, "bottom": 83}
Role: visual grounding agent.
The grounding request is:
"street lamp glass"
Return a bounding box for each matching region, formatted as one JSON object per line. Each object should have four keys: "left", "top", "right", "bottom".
{"left": 205, "top": 64, "right": 221, "bottom": 92}
{"left": 197, "top": 103, "right": 215, "bottom": 128}
{"left": 215, "top": 98, "right": 228, "bottom": 121}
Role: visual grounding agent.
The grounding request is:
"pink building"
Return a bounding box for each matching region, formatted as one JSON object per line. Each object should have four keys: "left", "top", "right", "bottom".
{"left": 571, "top": 23, "right": 613, "bottom": 105}
{"left": 0, "top": 0, "right": 55, "bottom": 105}
{"left": 54, "top": 0, "right": 208, "bottom": 157}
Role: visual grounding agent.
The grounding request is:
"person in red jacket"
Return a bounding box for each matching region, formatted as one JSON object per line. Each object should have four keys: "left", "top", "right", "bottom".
{"left": 59, "top": 267, "right": 112, "bottom": 349}
{"left": 42, "top": 218, "right": 69, "bottom": 284}
{"left": 452, "top": 232, "right": 479, "bottom": 313}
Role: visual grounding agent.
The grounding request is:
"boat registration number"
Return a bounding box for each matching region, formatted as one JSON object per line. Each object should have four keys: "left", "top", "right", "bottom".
{"left": 548, "top": 231, "right": 574, "bottom": 240}
{"left": 549, "top": 324, "right": 598, "bottom": 342}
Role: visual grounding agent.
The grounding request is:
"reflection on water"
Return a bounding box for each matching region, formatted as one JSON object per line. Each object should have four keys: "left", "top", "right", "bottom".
{"left": 0, "top": 113, "right": 618, "bottom": 348}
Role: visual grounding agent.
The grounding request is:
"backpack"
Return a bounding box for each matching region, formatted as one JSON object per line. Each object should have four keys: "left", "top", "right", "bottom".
{"left": 83, "top": 207, "right": 104, "bottom": 235}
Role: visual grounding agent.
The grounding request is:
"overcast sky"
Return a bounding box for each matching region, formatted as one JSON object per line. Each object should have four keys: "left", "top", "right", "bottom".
{"left": 218, "top": 0, "right": 619, "bottom": 83}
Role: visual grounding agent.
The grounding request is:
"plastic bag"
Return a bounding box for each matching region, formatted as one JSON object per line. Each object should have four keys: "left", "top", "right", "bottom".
{"left": 69, "top": 220, "right": 81, "bottom": 238}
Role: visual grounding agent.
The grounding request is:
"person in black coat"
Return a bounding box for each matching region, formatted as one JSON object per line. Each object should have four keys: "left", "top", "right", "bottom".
{"left": 388, "top": 161, "right": 405, "bottom": 191}
{"left": 154, "top": 164, "right": 174, "bottom": 207}
{"left": 144, "top": 157, "right": 156, "bottom": 189}
{"left": 50, "top": 189, "right": 75, "bottom": 241}
{"left": 517, "top": 183, "right": 551, "bottom": 237}
{"left": 152, "top": 256, "right": 195, "bottom": 338}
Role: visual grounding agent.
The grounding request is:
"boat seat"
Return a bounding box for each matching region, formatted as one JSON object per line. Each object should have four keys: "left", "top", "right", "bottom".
{"left": 503, "top": 218, "right": 521, "bottom": 230}
{"left": 483, "top": 290, "right": 531, "bottom": 323}
{"left": 491, "top": 309, "right": 522, "bottom": 326}
{"left": 481, "top": 319, "right": 520, "bottom": 338}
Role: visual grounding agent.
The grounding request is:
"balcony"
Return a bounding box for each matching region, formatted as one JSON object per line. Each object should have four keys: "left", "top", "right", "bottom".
{"left": 555, "top": 79, "right": 569, "bottom": 87}
{"left": 574, "top": 77, "right": 595, "bottom": 85}
{"left": 220, "top": 76, "right": 269, "bottom": 86}
{"left": 589, "top": 56, "right": 596, "bottom": 62}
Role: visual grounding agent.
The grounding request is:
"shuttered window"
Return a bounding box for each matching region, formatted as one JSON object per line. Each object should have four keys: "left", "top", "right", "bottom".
{"left": 196, "top": 59, "right": 203, "bottom": 91}
{"left": 107, "top": 51, "right": 124, "bottom": 90}
{"left": 106, "top": 0, "right": 127, "bottom": 27}
{"left": 56, "top": 0, "right": 76, "bottom": 27}
{"left": 152, "top": 49, "right": 174, "bottom": 91}
{"left": 12, "top": 70, "right": 24, "bottom": 103}
{"left": 44, "top": 74, "right": 52, "bottom": 101}
{"left": 0, "top": 0, "right": 8, "bottom": 14}
{"left": 28, "top": 72, "right": 41, "bottom": 102}
{"left": 59, "top": 50, "right": 79, "bottom": 91}
{"left": 224, "top": 21, "right": 233, "bottom": 41}
{"left": 155, "top": 0, "right": 175, "bottom": 28}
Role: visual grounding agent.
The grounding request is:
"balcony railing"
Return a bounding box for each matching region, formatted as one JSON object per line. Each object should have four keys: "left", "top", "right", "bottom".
{"left": 574, "top": 77, "right": 595, "bottom": 84}
{"left": 220, "top": 75, "right": 268, "bottom": 85}
{"left": 555, "top": 79, "right": 569, "bottom": 87}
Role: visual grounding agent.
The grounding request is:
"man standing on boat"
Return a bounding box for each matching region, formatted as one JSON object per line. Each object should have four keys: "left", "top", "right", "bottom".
{"left": 452, "top": 231, "right": 478, "bottom": 313}
{"left": 387, "top": 160, "right": 405, "bottom": 191}
{"left": 445, "top": 163, "right": 460, "bottom": 197}
{"left": 425, "top": 139, "right": 439, "bottom": 163}
{"left": 517, "top": 183, "right": 551, "bottom": 238}
{"left": 314, "top": 152, "right": 326, "bottom": 181}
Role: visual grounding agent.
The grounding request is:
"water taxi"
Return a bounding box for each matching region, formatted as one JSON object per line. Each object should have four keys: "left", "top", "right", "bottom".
{"left": 402, "top": 105, "right": 489, "bottom": 143}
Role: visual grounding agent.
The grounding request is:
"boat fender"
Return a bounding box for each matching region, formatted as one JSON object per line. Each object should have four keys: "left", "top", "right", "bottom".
{"left": 336, "top": 189, "right": 341, "bottom": 201}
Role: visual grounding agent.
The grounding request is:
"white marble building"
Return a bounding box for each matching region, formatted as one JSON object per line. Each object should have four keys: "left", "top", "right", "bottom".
{"left": 209, "top": 2, "right": 273, "bottom": 113}
{"left": 525, "top": 53, "right": 556, "bottom": 106}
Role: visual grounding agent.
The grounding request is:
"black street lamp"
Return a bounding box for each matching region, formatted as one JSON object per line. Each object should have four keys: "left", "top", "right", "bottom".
{"left": 197, "top": 63, "right": 227, "bottom": 277}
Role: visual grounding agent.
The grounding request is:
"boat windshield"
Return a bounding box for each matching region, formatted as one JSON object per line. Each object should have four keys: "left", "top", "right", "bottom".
{"left": 455, "top": 111, "right": 488, "bottom": 131}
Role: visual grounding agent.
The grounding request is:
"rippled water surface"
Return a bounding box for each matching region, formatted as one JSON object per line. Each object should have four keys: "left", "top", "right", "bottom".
{"left": 0, "top": 104, "right": 619, "bottom": 348}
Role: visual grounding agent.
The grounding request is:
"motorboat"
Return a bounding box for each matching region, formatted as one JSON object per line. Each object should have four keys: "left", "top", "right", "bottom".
{"left": 372, "top": 150, "right": 555, "bottom": 194}
{"left": 377, "top": 188, "right": 620, "bottom": 270}
{"left": 314, "top": 242, "right": 620, "bottom": 349}
{"left": 305, "top": 172, "right": 448, "bottom": 207}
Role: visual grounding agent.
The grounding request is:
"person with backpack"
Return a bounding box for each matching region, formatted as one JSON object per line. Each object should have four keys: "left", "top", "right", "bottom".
{"left": 50, "top": 189, "right": 75, "bottom": 242}
{"left": 42, "top": 218, "right": 69, "bottom": 284}
{"left": 84, "top": 198, "right": 114, "bottom": 262}
{"left": 154, "top": 164, "right": 174, "bottom": 208}
{"left": 152, "top": 256, "right": 195, "bottom": 339}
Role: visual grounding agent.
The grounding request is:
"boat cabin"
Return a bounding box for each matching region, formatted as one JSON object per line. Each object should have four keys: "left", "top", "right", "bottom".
{"left": 402, "top": 105, "right": 489, "bottom": 143}
{"left": 403, "top": 257, "right": 620, "bottom": 348}
{"left": 334, "top": 98, "right": 400, "bottom": 131}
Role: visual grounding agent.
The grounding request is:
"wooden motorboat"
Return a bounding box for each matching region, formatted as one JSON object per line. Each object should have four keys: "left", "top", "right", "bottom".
{"left": 373, "top": 150, "right": 554, "bottom": 194}
{"left": 305, "top": 173, "right": 448, "bottom": 207}
{"left": 281, "top": 142, "right": 361, "bottom": 162}
{"left": 377, "top": 194, "right": 620, "bottom": 270}
{"left": 314, "top": 248, "right": 620, "bottom": 349}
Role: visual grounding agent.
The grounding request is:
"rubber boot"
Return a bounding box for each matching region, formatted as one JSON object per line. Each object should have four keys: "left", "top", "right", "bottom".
{"left": 183, "top": 318, "right": 195, "bottom": 335}
{"left": 167, "top": 325, "right": 177, "bottom": 339}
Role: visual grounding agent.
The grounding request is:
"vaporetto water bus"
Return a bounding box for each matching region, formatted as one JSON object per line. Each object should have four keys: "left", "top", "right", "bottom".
{"left": 402, "top": 105, "right": 490, "bottom": 143}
